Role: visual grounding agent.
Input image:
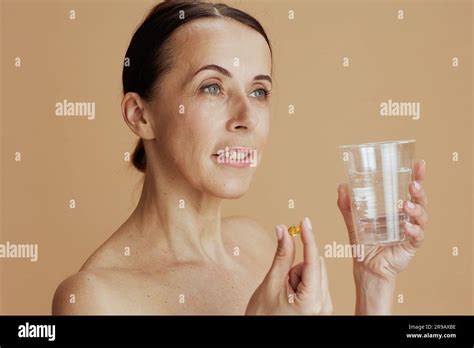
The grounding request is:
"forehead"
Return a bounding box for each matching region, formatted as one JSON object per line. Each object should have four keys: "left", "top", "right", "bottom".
{"left": 167, "top": 17, "right": 272, "bottom": 78}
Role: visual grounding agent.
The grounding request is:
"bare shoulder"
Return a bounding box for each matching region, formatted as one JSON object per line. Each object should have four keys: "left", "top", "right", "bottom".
{"left": 52, "top": 270, "right": 114, "bottom": 315}
{"left": 222, "top": 215, "right": 276, "bottom": 253}
{"left": 52, "top": 224, "right": 136, "bottom": 315}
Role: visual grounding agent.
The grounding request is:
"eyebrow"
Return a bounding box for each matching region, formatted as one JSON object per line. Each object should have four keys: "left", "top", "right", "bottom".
{"left": 192, "top": 64, "right": 272, "bottom": 85}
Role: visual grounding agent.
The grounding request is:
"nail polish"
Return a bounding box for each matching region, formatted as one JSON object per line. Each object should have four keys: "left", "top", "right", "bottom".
{"left": 275, "top": 225, "right": 283, "bottom": 240}
{"left": 413, "top": 181, "right": 421, "bottom": 191}
{"left": 304, "top": 217, "right": 312, "bottom": 230}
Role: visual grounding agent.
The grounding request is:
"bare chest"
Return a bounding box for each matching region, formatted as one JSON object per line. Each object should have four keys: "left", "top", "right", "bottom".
{"left": 103, "top": 264, "right": 263, "bottom": 315}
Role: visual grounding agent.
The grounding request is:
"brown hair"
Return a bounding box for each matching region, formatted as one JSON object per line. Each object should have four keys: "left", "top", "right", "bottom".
{"left": 122, "top": 0, "right": 272, "bottom": 173}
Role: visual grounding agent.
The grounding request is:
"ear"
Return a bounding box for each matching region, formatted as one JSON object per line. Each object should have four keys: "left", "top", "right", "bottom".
{"left": 121, "top": 92, "right": 155, "bottom": 140}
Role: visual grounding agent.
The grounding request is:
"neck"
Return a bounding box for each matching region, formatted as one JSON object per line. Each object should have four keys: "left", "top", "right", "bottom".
{"left": 129, "top": 167, "right": 230, "bottom": 265}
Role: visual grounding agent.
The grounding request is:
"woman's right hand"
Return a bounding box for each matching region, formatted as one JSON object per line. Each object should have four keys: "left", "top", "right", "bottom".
{"left": 245, "top": 217, "right": 332, "bottom": 315}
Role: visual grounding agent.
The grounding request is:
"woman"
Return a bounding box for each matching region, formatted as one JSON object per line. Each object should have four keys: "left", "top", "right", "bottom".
{"left": 52, "top": 0, "right": 428, "bottom": 315}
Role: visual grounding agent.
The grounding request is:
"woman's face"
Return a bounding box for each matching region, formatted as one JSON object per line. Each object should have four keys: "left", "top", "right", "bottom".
{"left": 147, "top": 18, "right": 272, "bottom": 199}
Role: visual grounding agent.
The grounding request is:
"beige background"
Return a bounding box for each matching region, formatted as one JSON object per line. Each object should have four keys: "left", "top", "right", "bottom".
{"left": 0, "top": 0, "right": 472, "bottom": 314}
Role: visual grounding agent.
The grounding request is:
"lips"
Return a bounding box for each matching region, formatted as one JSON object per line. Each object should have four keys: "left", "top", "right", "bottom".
{"left": 212, "top": 146, "right": 252, "bottom": 159}
{"left": 211, "top": 146, "right": 255, "bottom": 168}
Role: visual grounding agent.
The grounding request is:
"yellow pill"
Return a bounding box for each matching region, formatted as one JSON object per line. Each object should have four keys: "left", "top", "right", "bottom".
{"left": 288, "top": 225, "right": 301, "bottom": 236}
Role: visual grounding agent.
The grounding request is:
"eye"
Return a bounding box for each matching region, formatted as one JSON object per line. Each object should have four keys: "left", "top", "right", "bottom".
{"left": 250, "top": 88, "right": 270, "bottom": 99}
{"left": 200, "top": 83, "right": 221, "bottom": 96}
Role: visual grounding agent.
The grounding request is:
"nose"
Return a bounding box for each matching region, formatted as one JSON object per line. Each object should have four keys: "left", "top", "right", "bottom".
{"left": 226, "top": 93, "right": 258, "bottom": 132}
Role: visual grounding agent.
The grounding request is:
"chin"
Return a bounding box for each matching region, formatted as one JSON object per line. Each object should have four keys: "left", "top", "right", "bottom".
{"left": 207, "top": 178, "right": 252, "bottom": 199}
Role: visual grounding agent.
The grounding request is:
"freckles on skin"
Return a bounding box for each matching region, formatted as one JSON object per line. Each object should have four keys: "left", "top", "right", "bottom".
{"left": 176, "top": 21, "right": 271, "bottom": 131}
{"left": 148, "top": 18, "right": 272, "bottom": 197}
{"left": 175, "top": 18, "right": 272, "bottom": 93}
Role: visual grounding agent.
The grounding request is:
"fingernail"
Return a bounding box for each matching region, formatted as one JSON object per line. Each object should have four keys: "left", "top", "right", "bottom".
{"left": 275, "top": 225, "right": 283, "bottom": 240}
{"left": 303, "top": 217, "right": 312, "bottom": 230}
{"left": 413, "top": 181, "right": 421, "bottom": 192}
{"left": 407, "top": 201, "right": 415, "bottom": 209}
{"left": 405, "top": 221, "right": 413, "bottom": 230}
{"left": 421, "top": 159, "right": 426, "bottom": 167}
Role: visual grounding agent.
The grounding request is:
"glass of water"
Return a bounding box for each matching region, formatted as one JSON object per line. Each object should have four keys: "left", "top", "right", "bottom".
{"left": 339, "top": 140, "right": 415, "bottom": 245}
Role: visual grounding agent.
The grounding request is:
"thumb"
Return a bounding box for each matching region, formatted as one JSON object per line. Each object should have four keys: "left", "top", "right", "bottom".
{"left": 266, "top": 224, "right": 295, "bottom": 290}
{"left": 337, "top": 183, "right": 357, "bottom": 245}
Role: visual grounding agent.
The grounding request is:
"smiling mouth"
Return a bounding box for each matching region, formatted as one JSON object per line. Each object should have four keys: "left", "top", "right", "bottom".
{"left": 212, "top": 149, "right": 250, "bottom": 160}
{"left": 211, "top": 146, "right": 255, "bottom": 168}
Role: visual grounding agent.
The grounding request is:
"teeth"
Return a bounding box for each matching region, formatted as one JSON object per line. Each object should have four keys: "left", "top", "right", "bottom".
{"left": 218, "top": 148, "right": 251, "bottom": 161}
{"left": 230, "top": 151, "right": 247, "bottom": 161}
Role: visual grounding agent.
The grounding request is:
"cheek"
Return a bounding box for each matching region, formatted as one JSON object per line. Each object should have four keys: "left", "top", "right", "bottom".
{"left": 256, "top": 109, "right": 271, "bottom": 146}
{"left": 164, "top": 108, "right": 218, "bottom": 164}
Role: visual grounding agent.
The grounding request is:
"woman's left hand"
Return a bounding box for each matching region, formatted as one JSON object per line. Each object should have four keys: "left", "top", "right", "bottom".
{"left": 337, "top": 160, "right": 428, "bottom": 314}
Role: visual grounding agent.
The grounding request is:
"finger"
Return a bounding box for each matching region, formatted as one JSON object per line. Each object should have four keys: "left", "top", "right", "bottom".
{"left": 320, "top": 257, "right": 333, "bottom": 315}
{"left": 404, "top": 201, "right": 428, "bottom": 229}
{"left": 409, "top": 180, "right": 428, "bottom": 209}
{"left": 267, "top": 224, "right": 295, "bottom": 291}
{"left": 289, "top": 263, "right": 303, "bottom": 293}
{"left": 337, "top": 183, "right": 357, "bottom": 245}
{"left": 403, "top": 221, "right": 425, "bottom": 249}
{"left": 301, "top": 217, "right": 319, "bottom": 263}
{"left": 299, "top": 217, "right": 321, "bottom": 291}
{"left": 413, "top": 159, "right": 426, "bottom": 182}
